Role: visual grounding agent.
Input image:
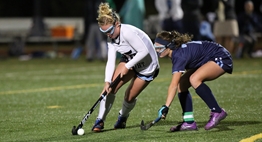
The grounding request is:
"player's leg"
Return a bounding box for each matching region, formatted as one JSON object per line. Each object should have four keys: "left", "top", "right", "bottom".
{"left": 114, "top": 76, "right": 149, "bottom": 129}
{"left": 92, "top": 62, "right": 135, "bottom": 132}
{"left": 115, "top": 70, "right": 159, "bottom": 129}
{"left": 170, "top": 69, "right": 198, "bottom": 132}
{"left": 190, "top": 61, "right": 227, "bottom": 130}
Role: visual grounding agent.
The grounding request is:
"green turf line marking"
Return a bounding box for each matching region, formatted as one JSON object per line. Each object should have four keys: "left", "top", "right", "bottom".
{"left": 240, "top": 133, "right": 262, "bottom": 142}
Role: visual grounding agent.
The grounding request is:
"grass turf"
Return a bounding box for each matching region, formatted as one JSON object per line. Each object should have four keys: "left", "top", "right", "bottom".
{"left": 0, "top": 57, "right": 261, "bottom": 142}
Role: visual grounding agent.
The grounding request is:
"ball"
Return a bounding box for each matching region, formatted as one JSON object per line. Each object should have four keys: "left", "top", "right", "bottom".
{"left": 77, "top": 128, "right": 85, "bottom": 135}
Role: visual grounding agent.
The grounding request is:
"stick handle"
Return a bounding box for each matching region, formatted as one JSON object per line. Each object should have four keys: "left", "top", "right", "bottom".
{"left": 79, "top": 74, "right": 122, "bottom": 127}
{"left": 109, "top": 75, "right": 121, "bottom": 88}
{"left": 152, "top": 117, "right": 161, "bottom": 124}
{"left": 101, "top": 74, "right": 121, "bottom": 96}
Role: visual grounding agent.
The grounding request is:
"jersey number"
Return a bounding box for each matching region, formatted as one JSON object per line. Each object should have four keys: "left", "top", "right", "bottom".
{"left": 123, "top": 50, "right": 136, "bottom": 60}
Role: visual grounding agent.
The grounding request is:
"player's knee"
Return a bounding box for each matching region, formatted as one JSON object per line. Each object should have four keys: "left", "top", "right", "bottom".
{"left": 124, "top": 95, "right": 136, "bottom": 103}
{"left": 178, "top": 84, "right": 186, "bottom": 93}
{"left": 189, "top": 75, "right": 201, "bottom": 89}
{"left": 178, "top": 84, "right": 181, "bottom": 93}
{"left": 179, "top": 77, "right": 191, "bottom": 91}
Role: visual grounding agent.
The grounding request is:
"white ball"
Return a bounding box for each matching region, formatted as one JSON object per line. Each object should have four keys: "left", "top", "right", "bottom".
{"left": 77, "top": 128, "right": 85, "bottom": 135}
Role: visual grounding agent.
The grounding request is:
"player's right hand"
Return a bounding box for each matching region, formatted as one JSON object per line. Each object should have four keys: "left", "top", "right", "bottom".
{"left": 158, "top": 105, "right": 169, "bottom": 119}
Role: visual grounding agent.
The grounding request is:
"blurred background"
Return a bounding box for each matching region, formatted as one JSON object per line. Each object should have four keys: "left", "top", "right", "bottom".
{"left": 0, "top": 0, "right": 261, "bottom": 60}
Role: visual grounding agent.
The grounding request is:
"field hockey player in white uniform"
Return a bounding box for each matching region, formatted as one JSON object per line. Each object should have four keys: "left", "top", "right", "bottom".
{"left": 92, "top": 2, "right": 160, "bottom": 132}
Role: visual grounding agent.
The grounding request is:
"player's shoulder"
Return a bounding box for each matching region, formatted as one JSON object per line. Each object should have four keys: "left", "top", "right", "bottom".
{"left": 121, "top": 24, "right": 143, "bottom": 38}
{"left": 182, "top": 41, "right": 203, "bottom": 48}
{"left": 121, "top": 24, "right": 134, "bottom": 30}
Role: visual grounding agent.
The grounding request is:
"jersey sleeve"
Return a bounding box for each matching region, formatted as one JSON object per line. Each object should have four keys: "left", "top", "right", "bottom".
{"left": 122, "top": 29, "right": 149, "bottom": 69}
{"left": 171, "top": 56, "right": 187, "bottom": 74}
{"left": 105, "top": 43, "right": 117, "bottom": 83}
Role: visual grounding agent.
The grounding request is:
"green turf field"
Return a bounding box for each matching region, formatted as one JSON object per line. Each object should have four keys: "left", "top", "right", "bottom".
{"left": 0, "top": 57, "right": 261, "bottom": 142}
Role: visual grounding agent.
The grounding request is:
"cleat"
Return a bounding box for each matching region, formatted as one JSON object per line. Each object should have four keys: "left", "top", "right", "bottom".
{"left": 205, "top": 108, "right": 227, "bottom": 130}
{"left": 114, "top": 115, "right": 128, "bottom": 129}
{"left": 170, "top": 121, "right": 198, "bottom": 132}
{"left": 92, "top": 119, "right": 104, "bottom": 132}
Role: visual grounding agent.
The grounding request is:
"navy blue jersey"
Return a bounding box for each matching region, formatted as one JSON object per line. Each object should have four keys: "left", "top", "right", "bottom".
{"left": 171, "top": 41, "right": 233, "bottom": 74}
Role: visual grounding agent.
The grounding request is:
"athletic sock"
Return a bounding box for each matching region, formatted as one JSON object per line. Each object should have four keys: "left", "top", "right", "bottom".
{"left": 119, "top": 99, "right": 137, "bottom": 117}
{"left": 97, "top": 93, "right": 116, "bottom": 120}
{"left": 183, "top": 112, "right": 194, "bottom": 124}
{"left": 178, "top": 91, "right": 193, "bottom": 112}
{"left": 178, "top": 91, "right": 194, "bottom": 124}
{"left": 195, "top": 83, "right": 222, "bottom": 113}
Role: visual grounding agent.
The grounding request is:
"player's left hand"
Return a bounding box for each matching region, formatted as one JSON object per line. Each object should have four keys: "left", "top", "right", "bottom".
{"left": 102, "top": 82, "right": 111, "bottom": 95}
{"left": 158, "top": 105, "right": 169, "bottom": 119}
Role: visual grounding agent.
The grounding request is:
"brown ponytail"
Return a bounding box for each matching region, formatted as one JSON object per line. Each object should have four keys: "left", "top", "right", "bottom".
{"left": 156, "top": 31, "right": 193, "bottom": 47}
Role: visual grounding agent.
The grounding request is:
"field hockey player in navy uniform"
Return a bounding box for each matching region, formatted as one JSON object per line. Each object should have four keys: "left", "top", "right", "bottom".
{"left": 91, "top": 3, "right": 160, "bottom": 132}
{"left": 154, "top": 31, "right": 233, "bottom": 131}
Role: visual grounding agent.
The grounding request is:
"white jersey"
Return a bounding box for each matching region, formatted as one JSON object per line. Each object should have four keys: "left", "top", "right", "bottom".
{"left": 105, "top": 24, "right": 160, "bottom": 82}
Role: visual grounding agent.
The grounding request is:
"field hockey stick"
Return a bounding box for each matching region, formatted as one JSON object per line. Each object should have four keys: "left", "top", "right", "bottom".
{"left": 140, "top": 117, "right": 161, "bottom": 130}
{"left": 72, "top": 74, "right": 121, "bottom": 135}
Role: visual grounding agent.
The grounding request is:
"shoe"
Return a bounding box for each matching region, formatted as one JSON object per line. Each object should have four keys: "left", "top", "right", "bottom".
{"left": 114, "top": 115, "right": 128, "bottom": 129}
{"left": 92, "top": 119, "right": 104, "bottom": 132}
{"left": 205, "top": 108, "right": 227, "bottom": 130}
{"left": 170, "top": 121, "right": 198, "bottom": 132}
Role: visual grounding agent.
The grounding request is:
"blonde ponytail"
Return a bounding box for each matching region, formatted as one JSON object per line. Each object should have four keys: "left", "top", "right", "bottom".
{"left": 97, "top": 2, "right": 120, "bottom": 26}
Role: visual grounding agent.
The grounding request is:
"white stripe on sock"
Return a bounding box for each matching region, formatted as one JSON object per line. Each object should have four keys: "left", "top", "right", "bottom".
{"left": 183, "top": 114, "right": 194, "bottom": 119}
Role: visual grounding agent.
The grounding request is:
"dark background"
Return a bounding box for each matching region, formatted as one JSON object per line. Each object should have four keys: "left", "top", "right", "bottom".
{"left": 0, "top": 0, "right": 261, "bottom": 18}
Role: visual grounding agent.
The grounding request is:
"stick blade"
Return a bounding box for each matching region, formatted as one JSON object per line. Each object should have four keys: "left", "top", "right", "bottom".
{"left": 140, "top": 120, "right": 147, "bottom": 130}
{"left": 141, "top": 120, "right": 145, "bottom": 126}
{"left": 141, "top": 117, "right": 161, "bottom": 131}
{"left": 72, "top": 126, "right": 78, "bottom": 135}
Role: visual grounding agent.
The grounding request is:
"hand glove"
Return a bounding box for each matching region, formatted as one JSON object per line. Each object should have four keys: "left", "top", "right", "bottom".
{"left": 158, "top": 105, "right": 169, "bottom": 119}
